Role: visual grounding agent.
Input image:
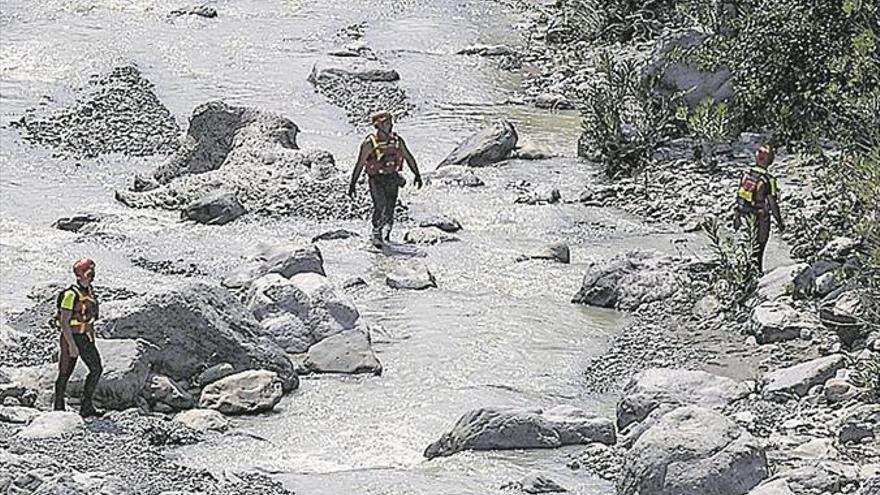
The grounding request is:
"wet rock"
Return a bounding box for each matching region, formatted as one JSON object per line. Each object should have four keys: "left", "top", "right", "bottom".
{"left": 307, "top": 62, "right": 412, "bottom": 124}
{"left": 772, "top": 461, "right": 860, "bottom": 495}
{"left": 181, "top": 191, "right": 247, "bottom": 225}
{"left": 456, "top": 44, "right": 517, "bottom": 56}
{"left": 418, "top": 215, "right": 462, "bottom": 233}
{"left": 99, "top": 283, "right": 298, "bottom": 391}
{"left": 818, "top": 236, "right": 861, "bottom": 261}
{"left": 642, "top": 30, "right": 734, "bottom": 110}
{"left": 762, "top": 354, "right": 846, "bottom": 400}
{"left": 618, "top": 406, "right": 767, "bottom": 495}
{"left": 403, "top": 227, "right": 460, "bottom": 245}
{"left": 572, "top": 251, "right": 679, "bottom": 311}
{"left": 196, "top": 363, "right": 234, "bottom": 387}
{"left": 750, "top": 300, "right": 822, "bottom": 344}
{"left": 517, "top": 243, "right": 570, "bottom": 264}
{"left": 174, "top": 408, "right": 229, "bottom": 432}
{"left": 534, "top": 93, "right": 574, "bottom": 110}
{"left": 0, "top": 405, "right": 40, "bottom": 424}
{"left": 746, "top": 480, "right": 796, "bottom": 495}
{"left": 501, "top": 473, "right": 568, "bottom": 494}
{"left": 838, "top": 404, "right": 880, "bottom": 444}
{"left": 312, "top": 229, "right": 359, "bottom": 242}
{"left": 12, "top": 66, "right": 179, "bottom": 158}
{"left": 17, "top": 411, "right": 84, "bottom": 439}
{"left": 424, "top": 406, "right": 615, "bottom": 459}
{"left": 51, "top": 213, "right": 106, "bottom": 233}
{"left": 303, "top": 328, "right": 382, "bottom": 375}
{"left": 199, "top": 370, "right": 283, "bottom": 415}
{"left": 170, "top": 4, "right": 217, "bottom": 18}
{"left": 511, "top": 142, "right": 555, "bottom": 160}
{"left": 143, "top": 375, "right": 194, "bottom": 412}
{"left": 386, "top": 262, "right": 437, "bottom": 290}
{"left": 515, "top": 185, "right": 561, "bottom": 205}
{"left": 438, "top": 120, "right": 518, "bottom": 168}
{"left": 222, "top": 243, "right": 325, "bottom": 288}
{"left": 756, "top": 263, "right": 809, "bottom": 301}
{"left": 617, "top": 368, "right": 751, "bottom": 431}
{"left": 425, "top": 165, "right": 485, "bottom": 187}
{"left": 259, "top": 313, "right": 311, "bottom": 354}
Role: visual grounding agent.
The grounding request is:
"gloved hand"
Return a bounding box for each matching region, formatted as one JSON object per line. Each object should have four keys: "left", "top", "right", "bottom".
{"left": 348, "top": 183, "right": 356, "bottom": 199}
{"left": 414, "top": 174, "right": 423, "bottom": 189}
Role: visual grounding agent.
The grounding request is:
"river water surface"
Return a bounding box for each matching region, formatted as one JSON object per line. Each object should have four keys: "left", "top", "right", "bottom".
{"left": 0, "top": 1, "right": 765, "bottom": 493}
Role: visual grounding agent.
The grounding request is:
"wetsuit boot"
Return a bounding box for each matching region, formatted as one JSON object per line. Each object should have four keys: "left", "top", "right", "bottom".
{"left": 371, "top": 227, "right": 383, "bottom": 248}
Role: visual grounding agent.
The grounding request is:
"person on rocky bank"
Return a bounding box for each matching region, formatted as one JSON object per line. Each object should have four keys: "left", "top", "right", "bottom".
{"left": 348, "top": 111, "right": 423, "bottom": 248}
{"left": 733, "top": 144, "right": 785, "bottom": 273}
{"left": 53, "top": 257, "right": 103, "bottom": 417}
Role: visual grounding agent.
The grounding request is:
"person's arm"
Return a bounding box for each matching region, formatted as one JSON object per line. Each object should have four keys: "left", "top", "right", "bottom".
{"left": 399, "top": 137, "right": 422, "bottom": 189}
{"left": 58, "top": 291, "right": 78, "bottom": 358}
{"left": 349, "top": 139, "right": 372, "bottom": 197}
{"left": 768, "top": 194, "right": 784, "bottom": 232}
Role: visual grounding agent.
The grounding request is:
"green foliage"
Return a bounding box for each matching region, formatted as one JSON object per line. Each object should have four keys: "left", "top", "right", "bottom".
{"left": 578, "top": 51, "right": 681, "bottom": 179}
{"left": 850, "top": 352, "right": 880, "bottom": 402}
{"left": 702, "top": 215, "right": 760, "bottom": 305}
{"left": 561, "top": 0, "right": 678, "bottom": 43}
{"left": 682, "top": 97, "right": 741, "bottom": 165}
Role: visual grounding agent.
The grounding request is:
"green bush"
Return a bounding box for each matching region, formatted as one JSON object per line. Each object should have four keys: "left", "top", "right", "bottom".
{"left": 682, "top": 97, "right": 741, "bottom": 166}
{"left": 561, "top": 0, "right": 678, "bottom": 43}
{"left": 702, "top": 215, "right": 761, "bottom": 306}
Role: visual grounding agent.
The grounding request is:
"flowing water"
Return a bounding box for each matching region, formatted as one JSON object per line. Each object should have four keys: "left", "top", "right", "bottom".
{"left": 0, "top": 1, "right": 790, "bottom": 493}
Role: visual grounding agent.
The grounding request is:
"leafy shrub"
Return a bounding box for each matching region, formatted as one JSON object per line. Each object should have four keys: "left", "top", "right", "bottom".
{"left": 561, "top": 0, "right": 678, "bottom": 43}
{"left": 702, "top": 215, "right": 760, "bottom": 305}
{"left": 682, "top": 97, "right": 741, "bottom": 166}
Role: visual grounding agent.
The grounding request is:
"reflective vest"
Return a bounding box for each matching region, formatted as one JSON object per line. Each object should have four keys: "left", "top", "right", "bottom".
{"left": 364, "top": 133, "right": 404, "bottom": 176}
{"left": 736, "top": 166, "right": 778, "bottom": 212}
{"left": 58, "top": 285, "right": 98, "bottom": 334}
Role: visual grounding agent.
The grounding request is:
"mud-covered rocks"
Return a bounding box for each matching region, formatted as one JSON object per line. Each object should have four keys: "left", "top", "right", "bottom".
{"left": 618, "top": 406, "right": 768, "bottom": 495}
{"left": 174, "top": 408, "right": 229, "bottom": 432}
{"left": 199, "top": 370, "right": 283, "bottom": 415}
{"left": 99, "top": 283, "right": 298, "bottom": 391}
{"left": 386, "top": 262, "right": 437, "bottom": 290}
{"left": 307, "top": 62, "right": 412, "bottom": 124}
{"left": 223, "top": 243, "right": 325, "bottom": 288}
{"left": 438, "top": 120, "right": 518, "bottom": 168}
{"left": 302, "top": 328, "right": 382, "bottom": 375}
{"left": 617, "top": 368, "right": 751, "bottom": 431}
{"left": 116, "top": 100, "right": 367, "bottom": 222}
{"left": 12, "top": 66, "right": 180, "bottom": 158}
{"left": 17, "top": 411, "right": 85, "bottom": 439}
{"left": 181, "top": 191, "right": 247, "bottom": 225}
{"left": 572, "top": 251, "right": 680, "bottom": 311}
{"left": 762, "top": 354, "right": 846, "bottom": 400}
{"left": 750, "top": 300, "right": 822, "bottom": 344}
{"left": 424, "top": 406, "right": 615, "bottom": 459}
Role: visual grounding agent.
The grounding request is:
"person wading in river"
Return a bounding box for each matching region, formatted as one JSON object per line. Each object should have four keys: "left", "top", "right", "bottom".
{"left": 733, "top": 144, "right": 785, "bottom": 273}
{"left": 348, "top": 111, "right": 423, "bottom": 248}
{"left": 53, "top": 257, "right": 103, "bottom": 417}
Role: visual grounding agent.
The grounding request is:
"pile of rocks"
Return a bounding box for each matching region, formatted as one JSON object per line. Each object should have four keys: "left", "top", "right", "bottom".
{"left": 307, "top": 62, "right": 413, "bottom": 125}
{"left": 12, "top": 66, "right": 180, "bottom": 158}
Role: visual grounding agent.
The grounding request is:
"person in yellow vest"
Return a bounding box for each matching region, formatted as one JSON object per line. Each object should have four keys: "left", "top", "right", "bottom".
{"left": 53, "top": 257, "right": 103, "bottom": 417}
{"left": 733, "top": 145, "right": 785, "bottom": 273}
{"left": 348, "top": 111, "right": 423, "bottom": 248}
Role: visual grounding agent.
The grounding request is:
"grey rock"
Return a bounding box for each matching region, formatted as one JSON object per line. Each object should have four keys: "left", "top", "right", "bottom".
{"left": 425, "top": 165, "right": 485, "bottom": 187}
{"left": 762, "top": 354, "right": 846, "bottom": 400}
{"left": 99, "top": 283, "right": 298, "bottom": 391}
{"left": 818, "top": 236, "right": 861, "bottom": 261}
{"left": 756, "top": 263, "right": 809, "bottom": 301}
{"left": 199, "top": 370, "right": 283, "bottom": 415}
{"left": 815, "top": 272, "right": 837, "bottom": 297}
{"left": 0, "top": 405, "right": 40, "bottom": 424}
{"left": 197, "top": 363, "right": 235, "bottom": 387}
{"left": 438, "top": 120, "right": 518, "bottom": 168}
{"left": 51, "top": 213, "right": 106, "bottom": 233}
{"left": 618, "top": 406, "right": 768, "bottom": 495}
{"left": 170, "top": 5, "right": 218, "bottom": 18}
{"left": 746, "top": 480, "right": 796, "bottom": 495}
{"left": 259, "top": 313, "right": 312, "bottom": 354}
{"left": 572, "top": 251, "right": 680, "bottom": 311}
{"left": 303, "top": 328, "right": 382, "bottom": 375}
{"left": 174, "top": 408, "right": 229, "bottom": 432}
{"left": 820, "top": 290, "right": 867, "bottom": 347}
{"left": 693, "top": 294, "right": 722, "bottom": 319}
{"left": 501, "top": 473, "right": 568, "bottom": 493}
{"left": 386, "top": 262, "right": 437, "bottom": 290}
{"left": 425, "top": 406, "right": 615, "bottom": 459}
{"left": 181, "top": 191, "right": 246, "bottom": 225}
{"left": 222, "top": 243, "right": 325, "bottom": 288}
{"left": 143, "top": 375, "right": 194, "bottom": 411}
{"left": 750, "top": 300, "right": 822, "bottom": 344}
{"left": 838, "top": 404, "right": 879, "bottom": 443}
{"left": 418, "top": 216, "right": 462, "bottom": 233}
{"left": 403, "top": 227, "right": 460, "bottom": 245}
{"left": 534, "top": 93, "right": 574, "bottom": 110}
{"left": 307, "top": 62, "right": 412, "bottom": 124}
{"left": 312, "top": 229, "right": 359, "bottom": 242}
{"left": 17, "top": 411, "right": 84, "bottom": 439}
{"left": 517, "top": 243, "right": 570, "bottom": 264}
{"left": 515, "top": 186, "right": 561, "bottom": 205}
{"left": 456, "top": 44, "right": 517, "bottom": 56}
{"left": 772, "top": 461, "right": 859, "bottom": 495}
{"left": 617, "top": 368, "right": 751, "bottom": 431}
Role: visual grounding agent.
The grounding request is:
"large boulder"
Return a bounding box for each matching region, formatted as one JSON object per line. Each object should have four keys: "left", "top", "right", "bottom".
{"left": 762, "top": 354, "right": 846, "bottom": 400}
{"left": 617, "top": 368, "right": 751, "bottom": 431}
{"left": 99, "top": 283, "right": 298, "bottom": 391}
{"left": 303, "top": 328, "right": 382, "bottom": 375}
{"left": 174, "top": 408, "right": 230, "bottom": 432}
{"left": 572, "top": 251, "right": 679, "bottom": 311}
{"left": 180, "top": 191, "right": 246, "bottom": 225}
{"left": 756, "top": 263, "right": 809, "bottom": 301}
{"left": 618, "top": 406, "right": 768, "bottom": 495}
{"left": 424, "top": 406, "right": 615, "bottom": 459}
{"left": 642, "top": 30, "right": 734, "bottom": 110}
{"left": 223, "top": 243, "right": 325, "bottom": 288}
{"left": 838, "top": 404, "right": 880, "bottom": 444}
{"left": 820, "top": 290, "right": 868, "bottom": 347}
{"left": 17, "top": 411, "right": 84, "bottom": 439}
{"left": 750, "top": 300, "right": 822, "bottom": 344}
{"left": 437, "top": 120, "right": 518, "bottom": 168}
{"left": 387, "top": 262, "right": 437, "bottom": 290}
{"left": 198, "top": 369, "right": 283, "bottom": 415}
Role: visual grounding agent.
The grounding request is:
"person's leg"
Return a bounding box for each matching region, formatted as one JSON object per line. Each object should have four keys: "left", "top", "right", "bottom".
{"left": 756, "top": 213, "right": 771, "bottom": 273}
{"left": 383, "top": 176, "right": 400, "bottom": 241}
{"left": 368, "top": 176, "right": 385, "bottom": 246}
{"left": 53, "top": 334, "right": 77, "bottom": 411}
{"left": 73, "top": 334, "right": 102, "bottom": 415}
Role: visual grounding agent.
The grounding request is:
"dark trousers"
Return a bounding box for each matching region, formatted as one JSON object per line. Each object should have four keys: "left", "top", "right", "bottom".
{"left": 368, "top": 174, "right": 400, "bottom": 231}
{"left": 746, "top": 211, "right": 771, "bottom": 273}
{"left": 54, "top": 333, "right": 102, "bottom": 411}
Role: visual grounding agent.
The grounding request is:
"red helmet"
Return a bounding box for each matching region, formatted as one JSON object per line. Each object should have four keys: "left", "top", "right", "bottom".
{"left": 73, "top": 258, "right": 95, "bottom": 277}
{"left": 371, "top": 111, "right": 392, "bottom": 127}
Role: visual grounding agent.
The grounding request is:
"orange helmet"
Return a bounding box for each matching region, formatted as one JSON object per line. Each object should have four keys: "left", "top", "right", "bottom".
{"left": 371, "top": 111, "right": 392, "bottom": 127}
{"left": 756, "top": 145, "right": 775, "bottom": 166}
{"left": 73, "top": 258, "right": 95, "bottom": 278}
